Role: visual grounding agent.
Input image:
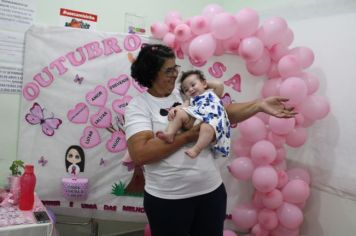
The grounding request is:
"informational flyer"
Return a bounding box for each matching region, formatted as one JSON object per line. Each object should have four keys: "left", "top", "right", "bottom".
{"left": 59, "top": 8, "right": 98, "bottom": 30}
{"left": 0, "top": 0, "right": 36, "bottom": 94}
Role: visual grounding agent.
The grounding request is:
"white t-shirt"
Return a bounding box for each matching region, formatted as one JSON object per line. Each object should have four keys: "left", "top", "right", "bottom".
{"left": 124, "top": 89, "right": 222, "bottom": 199}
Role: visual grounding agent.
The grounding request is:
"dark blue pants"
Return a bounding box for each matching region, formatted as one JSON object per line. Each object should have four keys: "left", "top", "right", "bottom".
{"left": 143, "top": 183, "right": 227, "bottom": 236}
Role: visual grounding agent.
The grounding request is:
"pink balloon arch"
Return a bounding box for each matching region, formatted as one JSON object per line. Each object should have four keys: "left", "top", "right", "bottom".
{"left": 150, "top": 3, "right": 330, "bottom": 236}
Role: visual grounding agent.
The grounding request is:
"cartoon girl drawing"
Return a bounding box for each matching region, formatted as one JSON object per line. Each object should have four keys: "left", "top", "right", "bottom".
{"left": 65, "top": 145, "right": 85, "bottom": 176}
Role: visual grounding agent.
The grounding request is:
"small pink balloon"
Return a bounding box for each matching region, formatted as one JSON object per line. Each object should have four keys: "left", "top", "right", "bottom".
{"left": 229, "top": 157, "right": 255, "bottom": 180}
{"left": 262, "top": 78, "right": 282, "bottom": 98}
{"left": 252, "top": 191, "right": 264, "bottom": 209}
{"left": 286, "top": 168, "right": 310, "bottom": 185}
{"left": 188, "top": 33, "right": 216, "bottom": 62}
{"left": 252, "top": 165, "right": 278, "bottom": 193}
{"left": 278, "top": 55, "right": 302, "bottom": 78}
{"left": 299, "top": 95, "right": 330, "bottom": 120}
{"left": 267, "top": 62, "right": 280, "bottom": 79}
{"left": 269, "top": 43, "right": 289, "bottom": 62}
{"left": 272, "top": 148, "right": 286, "bottom": 165}
{"left": 190, "top": 15, "right": 210, "bottom": 35}
{"left": 282, "top": 179, "right": 310, "bottom": 204}
{"left": 150, "top": 22, "right": 169, "bottom": 39}
{"left": 267, "top": 132, "right": 286, "bottom": 148}
{"left": 162, "top": 32, "right": 176, "bottom": 49}
{"left": 174, "top": 24, "right": 192, "bottom": 42}
{"left": 223, "top": 229, "right": 238, "bottom": 236}
{"left": 251, "top": 224, "right": 269, "bottom": 236}
{"left": 239, "top": 37, "right": 264, "bottom": 62}
{"left": 279, "top": 28, "right": 294, "bottom": 47}
{"left": 261, "top": 17, "right": 288, "bottom": 47}
{"left": 222, "top": 34, "right": 240, "bottom": 54}
{"left": 239, "top": 116, "right": 267, "bottom": 143}
{"left": 144, "top": 224, "right": 151, "bottom": 236}
{"left": 286, "top": 127, "right": 308, "bottom": 147}
{"left": 211, "top": 13, "right": 238, "bottom": 40}
{"left": 232, "top": 138, "right": 252, "bottom": 157}
{"left": 301, "top": 72, "right": 320, "bottom": 95}
{"left": 268, "top": 116, "right": 296, "bottom": 135}
{"left": 277, "top": 202, "right": 304, "bottom": 229}
{"left": 279, "top": 77, "right": 308, "bottom": 106}
{"left": 276, "top": 170, "right": 289, "bottom": 189}
{"left": 234, "top": 8, "right": 259, "bottom": 38}
{"left": 258, "top": 208, "right": 279, "bottom": 230}
{"left": 262, "top": 189, "right": 283, "bottom": 210}
{"left": 231, "top": 203, "right": 258, "bottom": 229}
{"left": 251, "top": 140, "right": 277, "bottom": 166}
{"left": 246, "top": 49, "right": 272, "bottom": 76}
{"left": 289, "top": 46, "right": 315, "bottom": 69}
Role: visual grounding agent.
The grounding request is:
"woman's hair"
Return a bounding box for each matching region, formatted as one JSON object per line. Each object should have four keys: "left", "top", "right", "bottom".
{"left": 131, "top": 44, "right": 175, "bottom": 88}
{"left": 65, "top": 145, "right": 85, "bottom": 172}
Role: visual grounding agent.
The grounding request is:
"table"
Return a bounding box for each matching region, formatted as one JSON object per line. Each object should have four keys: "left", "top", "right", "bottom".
{"left": 0, "top": 194, "right": 55, "bottom": 236}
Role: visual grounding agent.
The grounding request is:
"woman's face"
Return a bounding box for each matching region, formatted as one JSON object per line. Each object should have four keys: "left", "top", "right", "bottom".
{"left": 149, "top": 58, "right": 180, "bottom": 97}
{"left": 66, "top": 148, "right": 82, "bottom": 164}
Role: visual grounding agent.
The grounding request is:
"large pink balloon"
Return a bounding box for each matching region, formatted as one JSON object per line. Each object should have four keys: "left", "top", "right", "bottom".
{"left": 262, "top": 78, "right": 282, "bottom": 98}
{"left": 211, "top": 13, "right": 238, "bottom": 40}
{"left": 262, "top": 189, "right": 283, "bottom": 210}
{"left": 190, "top": 15, "right": 210, "bottom": 35}
{"left": 251, "top": 140, "right": 277, "bottom": 166}
{"left": 150, "top": 22, "right": 169, "bottom": 39}
{"left": 229, "top": 157, "right": 255, "bottom": 180}
{"left": 234, "top": 8, "right": 259, "bottom": 38}
{"left": 282, "top": 179, "right": 310, "bottom": 204}
{"left": 258, "top": 208, "right": 279, "bottom": 230}
{"left": 246, "top": 49, "right": 271, "bottom": 76}
{"left": 174, "top": 23, "right": 192, "bottom": 42}
{"left": 289, "top": 46, "right": 315, "bottom": 69}
{"left": 223, "top": 229, "right": 237, "bottom": 236}
{"left": 238, "top": 37, "right": 264, "bottom": 62}
{"left": 188, "top": 33, "right": 216, "bottom": 62}
{"left": 231, "top": 203, "right": 258, "bottom": 229}
{"left": 286, "top": 127, "right": 308, "bottom": 147}
{"left": 252, "top": 165, "right": 278, "bottom": 193}
{"left": 268, "top": 116, "right": 296, "bottom": 135}
{"left": 239, "top": 116, "right": 267, "bottom": 143}
{"left": 278, "top": 55, "right": 302, "bottom": 78}
{"left": 279, "top": 77, "right": 308, "bottom": 106}
{"left": 261, "top": 17, "right": 288, "bottom": 48}
{"left": 299, "top": 94, "right": 330, "bottom": 120}
{"left": 277, "top": 202, "right": 304, "bottom": 229}
{"left": 286, "top": 168, "right": 311, "bottom": 185}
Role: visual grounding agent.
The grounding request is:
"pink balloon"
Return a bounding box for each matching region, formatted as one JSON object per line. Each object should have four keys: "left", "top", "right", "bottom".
{"left": 272, "top": 148, "right": 286, "bottom": 166}
{"left": 238, "top": 37, "right": 264, "bottom": 62}
{"left": 222, "top": 34, "right": 240, "bottom": 54}
{"left": 279, "top": 28, "right": 294, "bottom": 47}
{"left": 294, "top": 113, "right": 305, "bottom": 126}
{"left": 269, "top": 43, "right": 289, "bottom": 62}
{"left": 150, "top": 22, "right": 169, "bottom": 39}
{"left": 268, "top": 116, "right": 296, "bottom": 135}
{"left": 274, "top": 159, "right": 287, "bottom": 171}
{"left": 162, "top": 32, "right": 176, "bottom": 49}
{"left": 299, "top": 94, "right": 330, "bottom": 120}
{"left": 277, "top": 55, "right": 302, "bottom": 78}
{"left": 286, "top": 168, "right": 311, "bottom": 185}
{"left": 251, "top": 224, "right": 269, "bottom": 236}
{"left": 267, "top": 62, "right": 280, "bottom": 79}
{"left": 211, "top": 13, "right": 238, "bottom": 40}
{"left": 190, "top": 15, "right": 210, "bottom": 35}
{"left": 286, "top": 127, "right": 308, "bottom": 147}
{"left": 262, "top": 189, "right": 283, "bottom": 210}
{"left": 202, "top": 4, "right": 224, "bottom": 21}
{"left": 282, "top": 179, "right": 310, "bottom": 204}
{"left": 276, "top": 170, "right": 289, "bottom": 189}
{"left": 239, "top": 116, "right": 267, "bottom": 143}
{"left": 231, "top": 203, "right": 258, "bottom": 229}
{"left": 234, "top": 8, "right": 259, "bottom": 38}
{"left": 261, "top": 17, "right": 288, "bottom": 48}
{"left": 214, "top": 39, "right": 225, "bottom": 56}
{"left": 301, "top": 72, "right": 320, "bottom": 95}
{"left": 246, "top": 49, "right": 272, "bottom": 76}
{"left": 251, "top": 140, "right": 277, "bottom": 166}
{"left": 229, "top": 157, "right": 255, "bottom": 180}
{"left": 258, "top": 208, "right": 279, "bottom": 230}
{"left": 252, "top": 191, "right": 264, "bottom": 209}
{"left": 174, "top": 23, "right": 192, "bottom": 42}
{"left": 223, "top": 229, "right": 237, "bottom": 236}
{"left": 188, "top": 33, "right": 216, "bottom": 62}
{"left": 164, "top": 11, "right": 182, "bottom": 24}
{"left": 144, "top": 224, "right": 151, "bottom": 236}
{"left": 232, "top": 138, "right": 252, "bottom": 157}
{"left": 279, "top": 77, "right": 308, "bottom": 106}
{"left": 261, "top": 78, "right": 282, "bottom": 98}
{"left": 252, "top": 165, "right": 278, "bottom": 193}
{"left": 267, "top": 132, "right": 286, "bottom": 148}
{"left": 277, "top": 202, "right": 304, "bottom": 229}
{"left": 289, "top": 46, "right": 315, "bottom": 69}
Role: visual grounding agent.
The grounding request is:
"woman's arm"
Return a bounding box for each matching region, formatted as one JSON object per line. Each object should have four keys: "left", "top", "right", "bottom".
{"left": 127, "top": 125, "right": 199, "bottom": 166}
{"left": 226, "top": 96, "right": 296, "bottom": 124}
{"left": 207, "top": 80, "right": 224, "bottom": 97}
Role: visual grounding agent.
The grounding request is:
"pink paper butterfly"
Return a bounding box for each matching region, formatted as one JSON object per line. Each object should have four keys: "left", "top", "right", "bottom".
{"left": 74, "top": 74, "right": 84, "bottom": 84}
{"left": 25, "top": 103, "right": 62, "bottom": 136}
{"left": 38, "top": 156, "right": 48, "bottom": 167}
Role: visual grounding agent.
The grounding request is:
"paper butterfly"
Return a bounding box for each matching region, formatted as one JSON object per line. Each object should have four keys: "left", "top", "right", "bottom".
{"left": 100, "top": 158, "right": 105, "bottom": 166}
{"left": 25, "top": 103, "right": 62, "bottom": 136}
{"left": 38, "top": 156, "right": 48, "bottom": 167}
{"left": 74, "top": 74, "right": 84, "bottom": 84}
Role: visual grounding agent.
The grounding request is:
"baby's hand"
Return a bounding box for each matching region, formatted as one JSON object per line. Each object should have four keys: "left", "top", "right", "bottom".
{"left": 168, "top": 108, "right": 178, "bottom": 121}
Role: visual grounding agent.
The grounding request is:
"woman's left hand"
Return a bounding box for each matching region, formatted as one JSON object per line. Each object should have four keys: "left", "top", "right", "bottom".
{"left": 260, "top": 96, "right": 297, "bottom": 118}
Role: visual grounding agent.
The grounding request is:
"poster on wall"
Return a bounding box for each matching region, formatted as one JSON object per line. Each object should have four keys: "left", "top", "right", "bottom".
{"left": 18, "top": 25, "right": 261, "bottom": 226}
{"left": 59, "top": 8, "right": 98, "bottom": 30}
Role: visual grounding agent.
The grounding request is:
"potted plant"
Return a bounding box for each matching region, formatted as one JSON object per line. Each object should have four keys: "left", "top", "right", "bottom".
{"left": 8, "top": 160, "right": 25, "bottom": 203}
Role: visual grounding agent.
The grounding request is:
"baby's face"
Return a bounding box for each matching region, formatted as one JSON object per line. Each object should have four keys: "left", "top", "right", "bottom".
{"left": 181, "top": 75, "right": 207, "bottom": 98}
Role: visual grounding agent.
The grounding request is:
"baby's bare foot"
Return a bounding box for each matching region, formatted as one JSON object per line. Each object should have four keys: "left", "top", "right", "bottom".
{"left": 156, "top": 131, "right": 174, "bottom": 143}
{"left": 185, "top": 148, "right": 199, "bottom": 158}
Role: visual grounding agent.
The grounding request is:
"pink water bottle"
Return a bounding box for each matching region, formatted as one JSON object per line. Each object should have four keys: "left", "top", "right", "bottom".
{"left": 19, "top": 165, "right": 36, "bottom": 210}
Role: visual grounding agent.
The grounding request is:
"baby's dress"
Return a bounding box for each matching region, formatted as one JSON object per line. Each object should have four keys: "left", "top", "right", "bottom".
{"left": 183, "top": 90, "right": 231, "bottom": 157}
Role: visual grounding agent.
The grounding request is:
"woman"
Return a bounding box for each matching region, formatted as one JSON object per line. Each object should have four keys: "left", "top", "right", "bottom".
{"left": 124, "top": 44, "right": 295, "bottom": 236}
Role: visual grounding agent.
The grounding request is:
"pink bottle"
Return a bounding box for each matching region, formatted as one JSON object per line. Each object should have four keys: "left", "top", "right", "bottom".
{"left": 19, "top": 165, "right": 36, "bottom": 210}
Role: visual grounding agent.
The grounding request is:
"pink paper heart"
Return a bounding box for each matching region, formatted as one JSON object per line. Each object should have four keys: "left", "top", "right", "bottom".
{"left": 67, "top": 103, "right": 89, "bottom": 124}
{"left": 80, "top": 126, "right": 101, "bottom": 148}
{"left": 86, "top": 85, "right": 108, "bottom": 107}
{"left": 132, "top": 79, "right": 147, "bottom": 93}
{"left": 112, "top": 95, "right": 133, "bottom": 115}
{"left": 107, "top": 74, "right": 131, "bottom": 95}
{"left": 90, "top": 107, "right": 112, "bottom": 128}
{"left": 106, "top": 131, "right": 127, "bottom": 153}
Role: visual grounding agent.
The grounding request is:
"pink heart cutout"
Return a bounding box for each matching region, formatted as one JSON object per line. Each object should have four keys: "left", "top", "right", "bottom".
{"left": 112, "top": 95, "right": 133, "bottom": 114}
{"left": 67, "top": 103, "right": 89, "bottom": 124}
{"left": 80, "top": 126, "right": 101, "bottom": 148}
{"left": 106, "top": 131, "right": 127, "bottom": 153}
{"left": 90, "top": 107, "right": 112, "bottom": 128}
{"left": 107, "top": 74, "right": 131, "bottom": 95}
{"left": 86, "top": 85, "right": 108, "bottom": 107}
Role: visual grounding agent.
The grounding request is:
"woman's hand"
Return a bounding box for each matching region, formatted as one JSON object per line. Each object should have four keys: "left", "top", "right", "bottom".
{"left": 259, "top": 96, "right": 297, "bottom": 118}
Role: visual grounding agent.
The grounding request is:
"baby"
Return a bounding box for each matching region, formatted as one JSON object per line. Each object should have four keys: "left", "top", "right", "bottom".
{"left": 156, "top": 70, "right": 231, "bottom": 158}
